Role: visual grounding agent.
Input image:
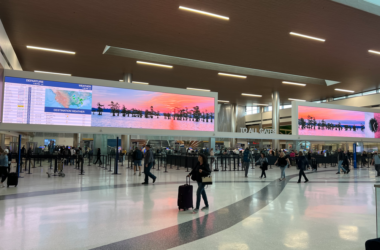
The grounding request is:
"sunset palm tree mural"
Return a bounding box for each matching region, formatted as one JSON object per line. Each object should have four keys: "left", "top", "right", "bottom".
{"left": 297, "top": 105, "right": 380, "bottom": 138}
{"left": 91, "top": 86, "right": 215, "bottom": 131}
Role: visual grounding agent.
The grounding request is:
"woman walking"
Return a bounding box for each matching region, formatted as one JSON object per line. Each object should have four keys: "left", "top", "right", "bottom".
{"left": 297, "top": 152, "right": 309, "bottom": 183}
{"left": 274, "top": 152, "right": 290, "bottom": 181}
{"left": 187, "top": 154, "right": 211, "bottom": 213}
{"left": 0, "top": 149, "right": 9, "bottom": 187}
{"left": 256, "top": 153, "right": 268, "bottom": 179}
{"left": 94, "top": 148, "right": 102, "bottom": 165}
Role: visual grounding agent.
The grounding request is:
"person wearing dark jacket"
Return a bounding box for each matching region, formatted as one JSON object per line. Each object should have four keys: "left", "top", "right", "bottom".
{"left": 133, "top": 147, "right": 143, "bottom": 176}
{"left": 297, "top": 152, "right": 309, "bottom": 183}
{"left": 256, "top": 153, "right": 268, "bottom": 179}
{"left": 274, "top": 152, "right": 290, "bottom": 181}
{"left": 242, "top": 148, "right": 251, "bottom": 177}
{"left": 94, "top": 148, "right": 102, "bottom": 165}
{"left": 187, "top": 154, "right": 211, "bottom": 213}
{"left": 142, "top": 145, "right": 156, "bottom": 185}
{"left": 337, "top": 149, "right": 347, "bottom": 174}
{"left": 342, "top": 151, "right": 350, "bottom": 174}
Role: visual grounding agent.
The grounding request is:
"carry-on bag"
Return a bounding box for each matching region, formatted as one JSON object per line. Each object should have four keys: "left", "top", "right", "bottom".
{"left": 178, "top": 177, "right": 193, "bottom": 211}
{"left": 7, "top": 172, "right": 18, "bottom": 187}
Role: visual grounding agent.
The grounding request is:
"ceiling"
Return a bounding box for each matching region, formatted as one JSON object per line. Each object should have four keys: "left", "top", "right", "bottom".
{"left": 1, "top": 0, "right": 380, "bottom": 106}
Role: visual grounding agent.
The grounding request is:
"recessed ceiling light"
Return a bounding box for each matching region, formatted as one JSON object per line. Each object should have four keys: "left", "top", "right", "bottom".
{"left": 27, "top": 46, "right": 76, "bottom": 54}
{"left": 290, "top": 32, "right": 325, "bottom": 42}
{"left": 119, "top": 80, "right": 124, "bottom": 82}
{"left": 218, "top": 72, "right": 247, "bottom": 78}
{"left": 187, "top": 87, "right": 210, "bottom": 92}
{"left": 335, "top": 88, "right": 354, "bottom": 93}
{"left": 218, "top": 100, "right": 229, "bottom": 103}
{"left": 369, "top": 50, "right": 380, "bottom": 55}
{"left": 179, "top": 6, "right": 229, "bottom": 20}
{"left": 137, "top": 61, "right": 173, "bottom": 68}
{"left": 34, "top": 70, "right": 71, "bottom": 76}
{"left": 252, "top": 103, "right": 269, "bottom": 106}
{"left": 132, "top": 81, "right": 149, "bottom": 85}
{"left": 242, "top": 93, "right": 262, "bottom": 97}
{"left": 288, "top": 98, "right": 306, "bottom": 102}
{"left": 282, "top": 81, "right": 306, "bottom": 86}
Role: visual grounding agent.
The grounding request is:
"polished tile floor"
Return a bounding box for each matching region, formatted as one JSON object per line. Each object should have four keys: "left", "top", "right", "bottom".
{"left": 0, "top": 161, "right": 377, "bottom": 250}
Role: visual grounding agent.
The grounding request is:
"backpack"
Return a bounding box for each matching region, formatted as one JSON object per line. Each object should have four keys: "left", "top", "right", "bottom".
{"left": 135, "top": 150, "right": 143, "bottom": 160}
{"left": 64, "top": 149, "right": 69, "bottom": 156}
{"left": 243, "top": 150, "right": 250, "bottom": 162}
{"left": 298, "top": 157, "right": 306, "bottom": 170}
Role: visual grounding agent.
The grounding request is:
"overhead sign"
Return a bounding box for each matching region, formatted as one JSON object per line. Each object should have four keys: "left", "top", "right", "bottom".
{"left": 240, "top": 127, "right": 276, "bottom": 134}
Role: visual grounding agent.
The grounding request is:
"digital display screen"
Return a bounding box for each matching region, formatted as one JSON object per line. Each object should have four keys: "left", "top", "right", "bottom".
{"left": 298, "top": 106, "right": 380, "bottom": 138}
{"left": 3, "top": 77, "right": 215, "bottom": 131}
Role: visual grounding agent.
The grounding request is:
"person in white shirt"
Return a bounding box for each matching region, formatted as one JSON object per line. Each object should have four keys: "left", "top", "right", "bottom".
{"left": 70, "top": 147, "right": 76, "bottom": 165}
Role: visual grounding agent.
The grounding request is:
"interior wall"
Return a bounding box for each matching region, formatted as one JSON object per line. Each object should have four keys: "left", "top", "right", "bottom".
{"left": 30, "top": 133, "right": 74, "bottom": 147}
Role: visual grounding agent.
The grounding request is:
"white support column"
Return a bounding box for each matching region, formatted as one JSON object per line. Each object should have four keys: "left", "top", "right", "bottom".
{"left": 124, "top": 73, "right": 132, "bottom": 83}
{"left": 272, "top": 91, "right": 280, "bottom": 150}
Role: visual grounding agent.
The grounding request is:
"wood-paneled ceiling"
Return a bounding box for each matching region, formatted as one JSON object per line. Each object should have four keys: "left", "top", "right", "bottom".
{"left": 1, "top": 0, "right": 380, "bottom": 106}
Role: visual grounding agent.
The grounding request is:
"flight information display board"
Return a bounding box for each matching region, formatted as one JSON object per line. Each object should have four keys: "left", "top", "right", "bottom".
{"left": 2, "top": 77, "right": 215, "bottom": 131}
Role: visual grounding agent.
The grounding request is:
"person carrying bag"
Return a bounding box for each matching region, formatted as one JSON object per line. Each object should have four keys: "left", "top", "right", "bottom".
{"left": 187, "top": 154, "right": 211, "bottom": 213}
{"left": 256, "top": 153, "right": 268, "bottom": 179}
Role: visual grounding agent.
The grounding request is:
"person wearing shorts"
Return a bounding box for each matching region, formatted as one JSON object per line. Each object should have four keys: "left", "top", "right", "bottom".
{"left": 133, "top": 147, "right": 143, "bottom": 176}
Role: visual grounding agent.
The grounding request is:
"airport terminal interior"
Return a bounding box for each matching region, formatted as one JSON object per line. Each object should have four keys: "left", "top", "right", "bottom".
{"left": 2, "top": 1, "right": 380, "bottom": 249}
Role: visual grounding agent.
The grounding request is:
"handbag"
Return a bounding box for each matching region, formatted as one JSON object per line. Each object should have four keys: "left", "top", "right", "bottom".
{"left": 202, "top": 175, "right": 213, "bottom": 185}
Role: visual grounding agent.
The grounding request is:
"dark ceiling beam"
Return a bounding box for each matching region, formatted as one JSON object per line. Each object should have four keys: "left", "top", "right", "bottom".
{"left": 103, "top": 46, "right": 331, "bottom": 86}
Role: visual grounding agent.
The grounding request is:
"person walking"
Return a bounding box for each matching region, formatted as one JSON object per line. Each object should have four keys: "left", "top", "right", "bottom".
{"left": 371, "top": 151, "right": 380, "bottom": 177}
{"left": 336, "top": 148, "right": 347, "bottom": 174}
{"left": 142, "top": 145, "right": 156, "bottom": 185}
{"left": 94, "top": 148, "right": 102, "bottom": 165}
{"left": 133, "top": 147, "right": 143, "bottom": 176}
{"left": 210, "top": 148, "right": 215, "bottom": 170}
{"left": 243, "top": 147, "right": 251, "bottom": 177}
{"left": 297, "top": 152, "right": 309, "bottom": 183}
{"left": 256, "top": 153, "right": 268, "bottom": 179}
{"left": 342, "top": 150, "right": 350, "bottom": 174}
{"left": 274, "top": 152, "right": 290, "bottom": 181}
{"left": 0, "top": 149, "right": 9, "bottom": 188}
{"left": 187, "top": 154, "right": 211, "bottom": 213}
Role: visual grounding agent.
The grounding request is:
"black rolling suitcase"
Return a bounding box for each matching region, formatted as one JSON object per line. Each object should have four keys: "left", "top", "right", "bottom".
{"left": 178, "top": 177, "right": 193, "bottom": 211}
{"left": 7, "top": 172, "right": 18, "bottom": 187}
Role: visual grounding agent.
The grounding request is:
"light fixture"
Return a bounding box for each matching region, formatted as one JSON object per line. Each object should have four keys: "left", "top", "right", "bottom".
{"left": 218, "top": 72, "right": 247, "bottom": 79}
{"left": 369, "top": 50, "right": 380, "bottom": 55}
{"left": 282, "top": 81, "right": 306, "bottom": 86}
{"left": 218, "top": 100, "right": 229, "bottom": 103}
{"left": 252, "top": 103, "right": 268, "bottom": 106}
{"left": 187, "top": 87, "right": 210, "bottom": 92}
{"left": 136, "top": 61, "right": 173, "bottom": 68}
{"left": 34, "top": 70, "right": 71, "bottom": 76}
{"left": 290, "top": 32, "right": 325, "bottom": 42}
{"left": 288, "top": 98, "right": 306, "bottom": 102}
{"left": 119, "top": 80, "right": 124, "bottom": 82}
{"left": 335, "top": 88, "right": 354, "bottom": 93}
{"left": 242, "top": 93, "right": 262, "bottom": 97}
{"left": 132, "top": 81, "right": 149, "bottom": 85}
{"left": 179, "top": 6, "right": 229, "bottom": 20}
{"left": 27, "top": 46, "right": 75, "bottom": 54}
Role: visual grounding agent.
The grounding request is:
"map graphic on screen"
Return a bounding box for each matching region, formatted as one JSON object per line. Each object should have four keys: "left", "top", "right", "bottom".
{"left": 298, "top": 106, "right": 380, "bottom": 138}
{"left": 45, "top": 89, "right": 92, "bottom": 109}
{"left": 2, "top": 77, "right": 215, "bottom": 132}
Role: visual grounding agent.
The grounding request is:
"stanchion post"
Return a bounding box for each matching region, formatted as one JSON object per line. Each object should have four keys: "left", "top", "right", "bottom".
{"left": 113, "top": 137, "right": 120, "bottom": 175}
{"left": 79, "top": 156, "right": 84, "bottom": 175}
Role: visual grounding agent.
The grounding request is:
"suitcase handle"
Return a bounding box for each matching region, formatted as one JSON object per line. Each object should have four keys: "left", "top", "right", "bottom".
{"left": 186, "top": 176, "right": 191, "bottom": 185}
